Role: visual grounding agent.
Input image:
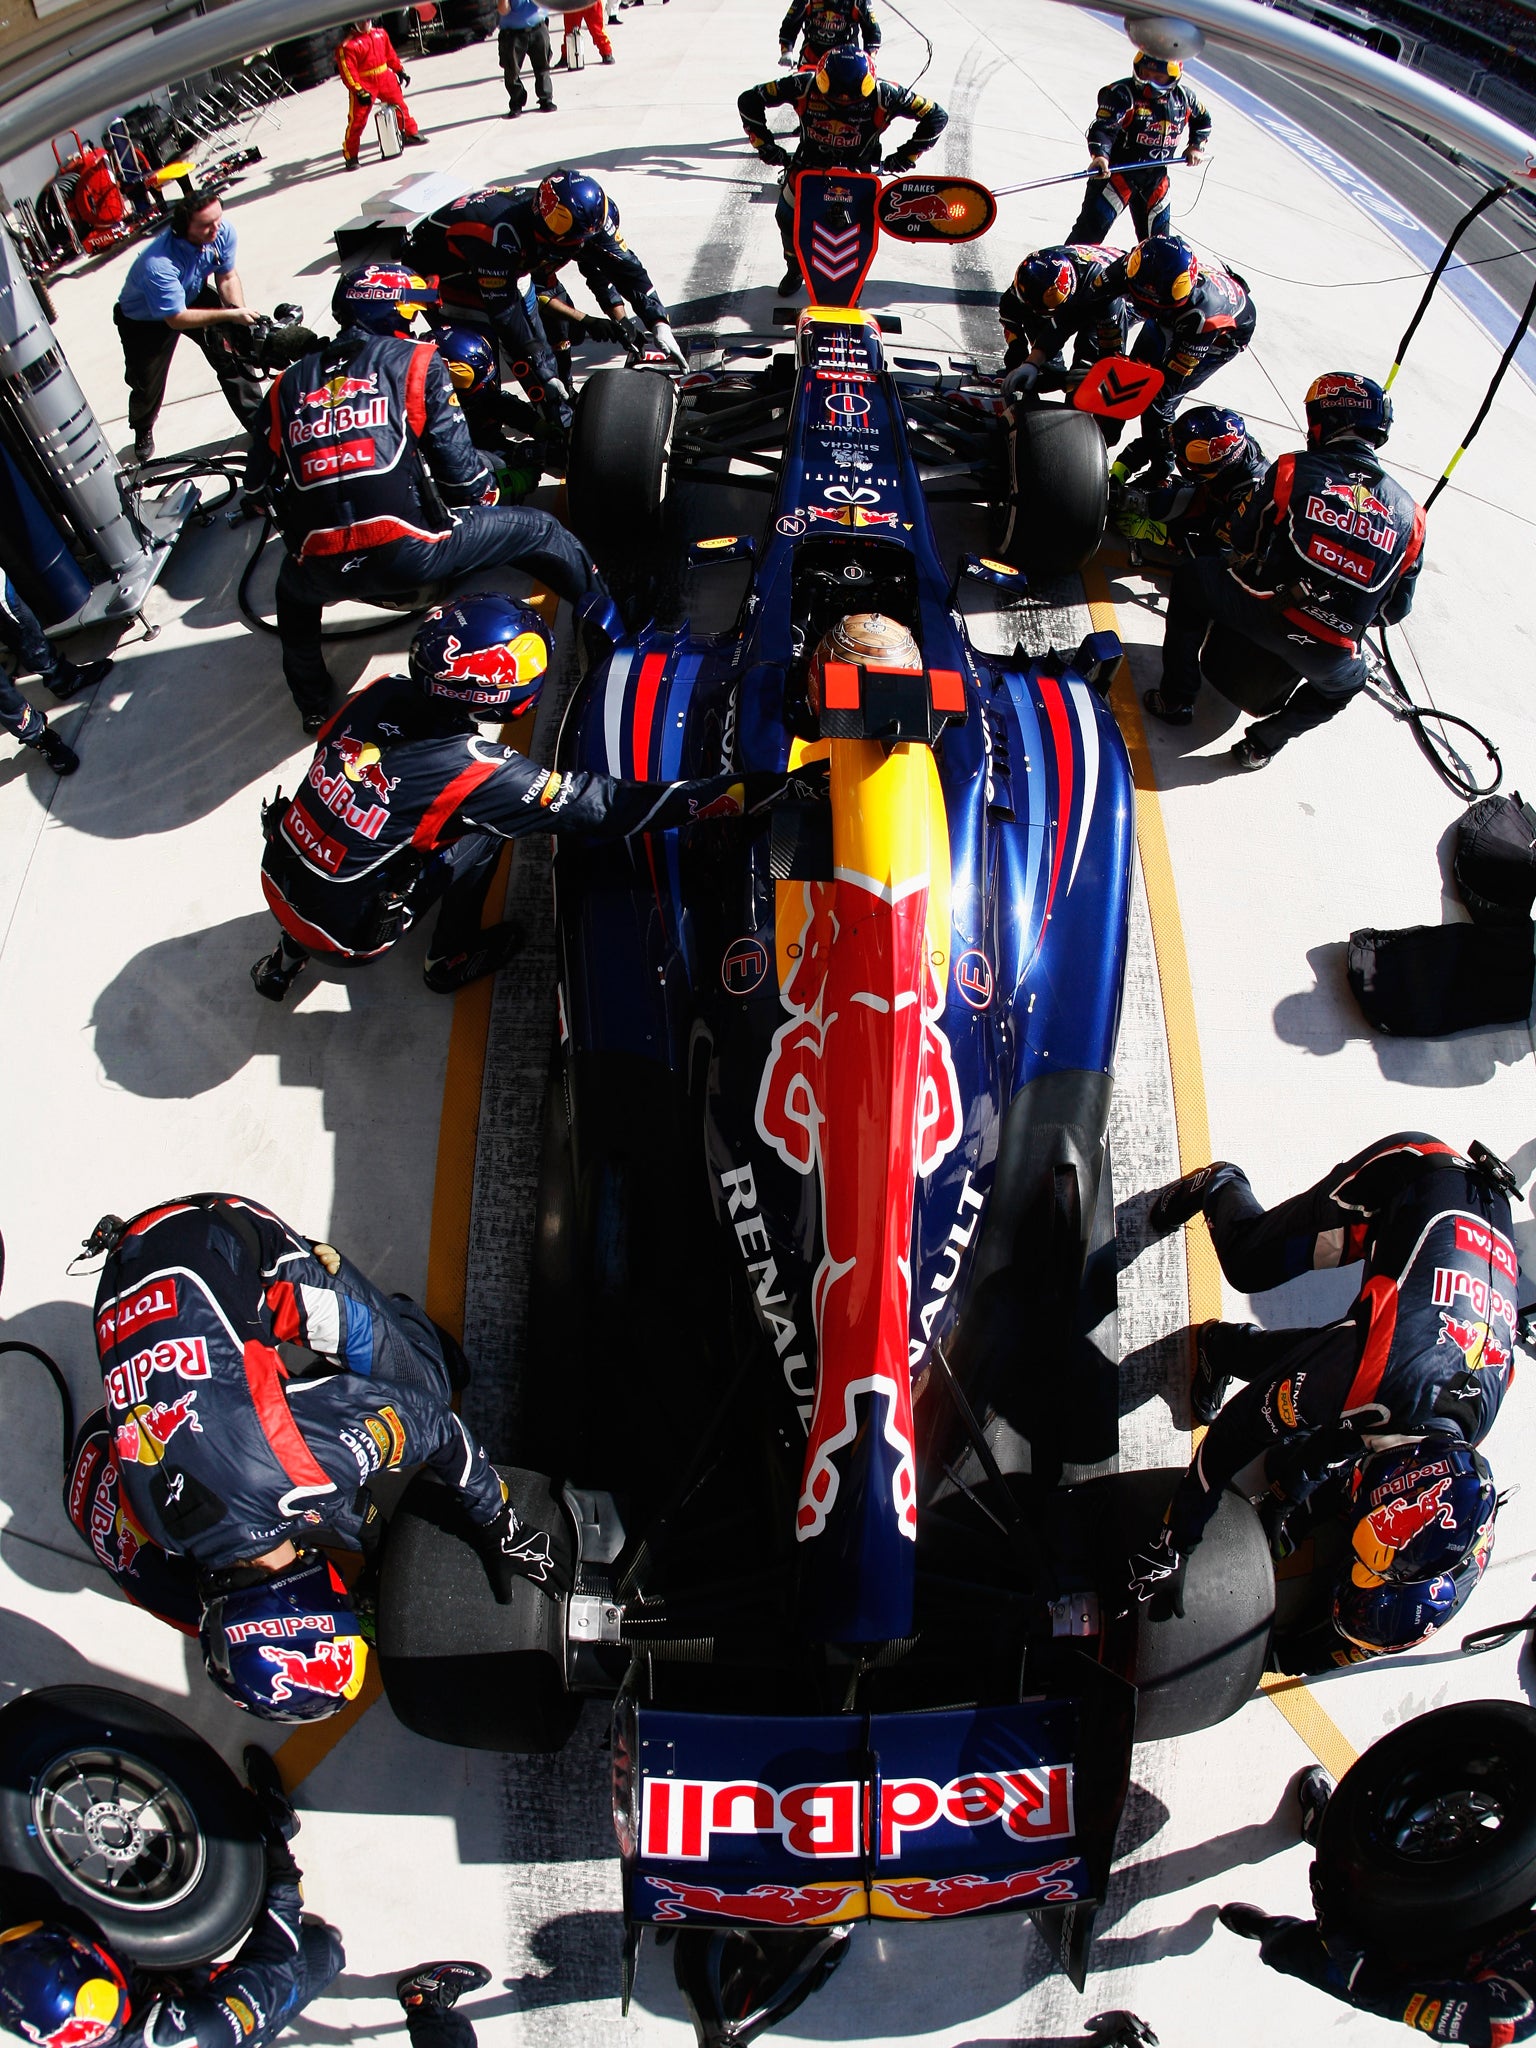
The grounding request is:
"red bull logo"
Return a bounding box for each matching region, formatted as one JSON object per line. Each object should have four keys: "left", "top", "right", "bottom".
{"left": 884, "top": 191, "right": 956, "bottom": 224}
{"left": 1431, "top": 1262, "right": 1515, "bottom": 1332}
{"left": 1355, "top": 1476, "right": 1456, "bottom": 1575}
{"left": 103, "top": 1333, "right": 210, "bottom": 1411}
{"left": 333, "top": 731, "right": 398, "bottom": 802}
{"left": 259, "top": 1636, "right": 365, "bottom": 1703}
{"left": 308, "top": 753, "right": 389, "bottom": 842}
{"left": 1439, "top": 1313, "right": 1510, "bottom": 1373}
{"left": 872, "top": 1859, "right": 1082, "bottom": 1919}
{"left": 1306, "top": 480, "right": 1396, "bottom": 547}
{"left": 1046, "top": 259, "right": 1074, "bottom": 308}
{"left": 645, "top": 1877, "right": 861, "bottom": 1925}
{"left": 28, "top": 2014, "right": 119, "bottom": 2048}
{"left": 431, "top": 631, "right": 548, "bottom": 706}
{"left": 113, "top": 1392, "right": 201, "bottom": 1466}
{"left": 299, "top": 373, "right": 379, "bottom": 410}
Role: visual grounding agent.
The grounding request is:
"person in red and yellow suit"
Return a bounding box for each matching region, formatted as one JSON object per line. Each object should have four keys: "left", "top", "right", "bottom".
{"left": 335, "top": 18, "right": 428, "bottom": 169}
{"left": 562, "top": 3, "right": 614, "bottom": 61}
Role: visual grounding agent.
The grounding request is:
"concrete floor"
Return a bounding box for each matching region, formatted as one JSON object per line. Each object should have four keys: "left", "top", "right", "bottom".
{"left": 2, "top": 0, "right": 1536, "bottom": 2042}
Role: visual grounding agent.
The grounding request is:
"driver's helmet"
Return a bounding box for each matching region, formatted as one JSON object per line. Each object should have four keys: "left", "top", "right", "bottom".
{"left": 1133, "top": 50, "right": 1183, "bottom": 90}
{"left": 814, "top": 47, "right": 877, "bottom": 104}
{"left": 1333, "top": 1440, "right": 1497, "bottom": 1656}
{"left": 331, "top": 262, "right": 440, "bottom": 337}
{"left": 200, "top": 1552, "right": 370, "bottom": 1723}
{"left": 437, "top": 325, "right": 499, "bottom": 400}
{"left": 808, "top": 612, "right": 921, "bottom": 716}
{"left": 1124, "top": 235, "right": 1199, "bottom": 313}
{"left": 1304, "top": 370, "right": 1394, "bottom": 449}
{"left": 534, "top": 171, "right": 607, "bottom": 245}
{"left": 1173, "top": 405, "right": 1252, "bottom": 479}
{"left": 0, "top": 1926, "right": 130, "bottom": 2048}
{"left": 411, "top": 592, "right": 553, "bottom": 719}
{"left": 1012, "top": 247, "right": 1079, "bottom": 316}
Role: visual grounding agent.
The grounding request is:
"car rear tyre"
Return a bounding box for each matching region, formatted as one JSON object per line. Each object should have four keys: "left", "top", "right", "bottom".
{"left": 1200, "top": 622, "right": 1300, "bottom": 715}
{"left": 999, "top": 407, "right": 1108, "bottom": 576}
{"left": 376, "top": 1465, "right": 580, "bottom": 1752}
{"left": 0, "top": 1687, "right": 264, "bottom": 1966}
{"left": 567, "top": 368, "right": 676, "bottom": 575}
{"left": 1313, "top": 1701, "right": 1536, "bottom": 1960}
{"left": 1091, "top": 1466, "right": 1274, "bottom": 1740}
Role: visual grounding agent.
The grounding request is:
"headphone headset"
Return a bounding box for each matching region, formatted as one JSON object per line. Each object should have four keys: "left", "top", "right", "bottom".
{"left": 169, "top": 190, "right": 217, "bottom": 238}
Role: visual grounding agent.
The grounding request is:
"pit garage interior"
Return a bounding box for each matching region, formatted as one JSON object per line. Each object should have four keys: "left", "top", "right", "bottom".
{"left": 1, "top": 0, "right": 1536, "bottom": 2042}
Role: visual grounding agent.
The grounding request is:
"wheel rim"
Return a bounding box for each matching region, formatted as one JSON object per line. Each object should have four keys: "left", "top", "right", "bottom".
{"left": 1375, "top": 1759, "right": 1514, "bottom": 1864}
{"left": 33, "top": 1746, "right": 206, "bottom": 1911}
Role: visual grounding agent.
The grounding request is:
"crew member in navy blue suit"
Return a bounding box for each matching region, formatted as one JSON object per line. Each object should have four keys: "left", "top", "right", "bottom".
{"left": 245, "top": 262, "right": 599, "bottom": 732}
{"left": 1068, "top": 51, "right": 1210, "bottom": 243}
{"left": 0, "top": 578, "right": 111, "bottom": 775}
{"left": 1125, "top": 1133, "right": 1520, "bottom": 1604}
{"left": 1143, "top": 372, "right": 1424, "bottom": 767}
{"left": 0, "top": 1749, "right": 341, "bottom": 2048}
{"left": 777, "top": 0, "right": 880, "bottom": 64}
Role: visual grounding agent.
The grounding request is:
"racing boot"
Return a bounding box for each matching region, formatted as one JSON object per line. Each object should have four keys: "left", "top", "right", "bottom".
{"left": 242, "top": 1745, "right": 300, "bottom": 1842}
{"left": 46, "top": 657, "right": 113, "bottom": 702}
{"left": 1141, "top": 688, "right": 1193, "bottom": 727}
{"left": 251, "top": 935, "right": 310, "bottom": 1002}
{"left": 423, "top": 920, "right": 525, "bottom": 995}
{"left": 1190, "top": 1319, "right": 1256, "bottom": 1425}
{"left": 778, "top": 261, "right": 803, "bottom": 296}
{"left": 1218, "top": 1903, "right": 1283, "bottom": 1941}
{"left": 1296, "top": 1764, "right": 1333, "bottom": 1847}
{"left": 1231, "top": 735, "right": 1274, "bottom": 771}
{"left": 1148, "top": 1160, "right": 1238, "bottom": 1236}
{"left": 25, "top": 724, "right": 78, "bottom": 775}
{"left": 397, "top": 1964, "right": 491, "bottom": 2015}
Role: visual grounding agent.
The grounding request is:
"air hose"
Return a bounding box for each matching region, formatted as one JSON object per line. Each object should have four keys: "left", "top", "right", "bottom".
{"left": 0, "top": 1340, "right": 77, "bottom": 1473}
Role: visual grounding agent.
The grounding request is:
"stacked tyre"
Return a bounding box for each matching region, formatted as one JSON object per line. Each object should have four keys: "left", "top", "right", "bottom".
{"left": 271, "top": 32, "right": 338, "bottom": 91}
{"left": 440, "top": 0, "right": 499, "bottom": 41}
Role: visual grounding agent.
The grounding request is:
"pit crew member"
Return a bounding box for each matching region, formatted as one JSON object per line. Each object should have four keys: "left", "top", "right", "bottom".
{"left": 1143, "top": 372, "right": 1424, "bottom": 767}
{"left": 65, "top": 1192, "right": 561, "bottom": 1715}
{"left": 244, "top": 262, "right": 600, "bottom": 732}
{"left": 777, "top": 0, "right": 880, "bottom": 65}
{"left": 0, "top": 1750, "right": 342, "bottom": 2048}
{"left": 1111, "top": 404, "right": 1266, "bottom": 557}
{"left": 0, "top": 578, "right": 112, "bottom": 776}
{"left": 1125, "top": 1134, "right": 1520, "bottom": 1620}
{"left": 251, "top": 592, "right": 826, "bottom": 1001}
{"left": 1222, "top": 1769, "right": 1536, "bottom": 2043}
{"left": 998, "top": 242, "right": 1131, "bottom": 400}
{"left": 1067, "top": 51, "right": 1210, "bottom": 243}
{"left": 335, "top": 17, "right": 427, "bottom": 169}
{"left": 738, "top": 47, "right": 947, "bottom": 294}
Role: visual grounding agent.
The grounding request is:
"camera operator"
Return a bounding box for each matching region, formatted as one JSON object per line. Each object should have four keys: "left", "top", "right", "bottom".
{"left": 113, "top": 189, "right": 263, "bottom": 462}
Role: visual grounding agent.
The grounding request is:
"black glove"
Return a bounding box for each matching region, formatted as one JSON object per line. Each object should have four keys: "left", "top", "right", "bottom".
{"left": 471, "top": 1495, "right": 567, "bottom": 1602}
{"left": 355, "top": 91, "right": 374, "bottom": 108}
{"left": 742, "top": 758, "right": 830, "bottom": 813}
{"left": 582, "top": 313, "right": 622, "bottom": 341}
{"left": 1119, "top": 1524, "right": 1182, "bottom": 1615}
{"left": 398, "top": 66, "right": 411, "bottom": 83}
{"left": 617, "top": 313, "right": 648, "bottom": 353}
{"left": 884, "top": 152, "right": 917, "bottom": 175}
{"left": 755, "top": 141, "right": 791, "bottom": 168}
{"left": 1002, "top": 360, "right": 1040, "bottom": 401}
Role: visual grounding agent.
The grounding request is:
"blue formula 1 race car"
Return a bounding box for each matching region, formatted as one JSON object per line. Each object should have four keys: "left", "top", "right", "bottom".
{"left": 377, "top": 172, "right": 1268, "bottom": 2045}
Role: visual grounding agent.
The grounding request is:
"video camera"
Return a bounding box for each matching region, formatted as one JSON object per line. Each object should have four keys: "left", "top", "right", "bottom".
{"left": 224, "top": 302, "right": 320, "bottom": 375}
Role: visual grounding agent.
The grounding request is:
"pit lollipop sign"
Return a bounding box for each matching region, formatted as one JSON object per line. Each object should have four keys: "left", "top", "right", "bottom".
{"left": 876, "top": 176, "right": 997, "bottom": 241}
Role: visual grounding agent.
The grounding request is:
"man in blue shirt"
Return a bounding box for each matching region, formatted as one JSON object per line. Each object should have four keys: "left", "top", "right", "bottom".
{"left": 113, "top": 188, "right": 263, "bottom": 461}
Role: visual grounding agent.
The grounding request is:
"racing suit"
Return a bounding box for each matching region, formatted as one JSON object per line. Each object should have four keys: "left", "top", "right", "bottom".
{"left": 0, "top": 1848, "right": 342, "bottom": 2048}
{"left": 1245, "top": 1906, "right": 1536, "bottom": 2044}
{"left": 1158, "top": 440, "right": 1424, "bottom": 753}
{"left": 70, "top": 1195, "right": 505, "bottom": 1582}
{"left": 257, "top": 671, "right": 798, "bottom": 970}
{"left": 777, "top": 0, "right": 880, "bottom": 61}
{"left": 1068, "top": 75, "right": 1211, "bottom": 242}
{"left": 999, "top": 243, "right": 1132, "bottom": 378}
{"left": 1164, "top": 1134, "right": 1517, "bottom": 1555}
{"left": 335, "top": 24, "right": 419, "bottom": 165}
{"left": 244, "top": 326, "right": 598, "bottom": 719}
{"left": 738, "top": 72, "right": 947, "bottom": 266}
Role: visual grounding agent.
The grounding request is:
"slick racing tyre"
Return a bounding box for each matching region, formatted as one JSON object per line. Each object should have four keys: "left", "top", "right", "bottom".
{"left": 567, "top": 367, "right": 676, "bottom": 575}
{"left": 1093, "top": 1467, "right": 1274, "bottom": 1740}
{"left": 999, "top": 406, "right": 1108, "bottom": 577}
{"left": 376, "top": 1465, "right": 580, "bottom": 1753}
{"left": 1200, "top": 621, "right": 1300, "bottom": 716}
{"left": 0, "top": 1687, "right": 264, "bottom": 1965}
{"left": 1312, "top": 1701, "right": 1536, "bottom": 1964}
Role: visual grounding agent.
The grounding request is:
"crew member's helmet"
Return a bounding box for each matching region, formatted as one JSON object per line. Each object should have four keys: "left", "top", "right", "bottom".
{"left": 807, "top": 612, "right": 921, "bottom": 717}
{"left": 436, "top": 325, "right": 499, "bottom": 400}
{"left": 0, "top": 1925, "right": 130, "bottom": 2048}
{"left": 331, "top": 262, "right": 440, "bottom": 337}
{"left": 1173, "top": 405, "right": 1253, "bottom": 478}
{"left": 1304, "top": 370, "right": 1394, "bottom": 449}
{"left": 1012, "top": 247, "right": 1080, "bottom": 315}
{"left": 814, "top": 46, "right": 877, "bottom": 103}
{"left": 533, "top": 171, "right": 607, "bottom": 245}
{"left": 1124, "top": 235, "right": 1199, "bottom": 313}
{"left": 1133, "top": 50, "right": 1183, "bottom": 89}
{"left": 1332, "top": 1440, "right": 1497, "bottom": 1656}
{"left": 200, "top": 1551, "right": 370, "bottom": 1723}
{"left": 411, "top": 593, "right": 554, "bottom": 719}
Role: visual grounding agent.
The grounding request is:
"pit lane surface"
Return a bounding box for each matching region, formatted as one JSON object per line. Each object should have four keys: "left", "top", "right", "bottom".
{"left": 1, "top": 3, "right": 1534, "bottom": 2044}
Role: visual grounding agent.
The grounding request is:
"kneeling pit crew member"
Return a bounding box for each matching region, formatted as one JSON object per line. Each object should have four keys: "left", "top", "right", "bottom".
{"left": 739, "top": 47, "right": 946, "bottom": 296}
{"left": 252, "top": 592, "right": 825, "bottom": 1001}
{"left": 1125, "top": 1134, "right": 1520, "bottom": 1630}
{"left": 998, "top": 242, "right": 1132, "bottom": 405}
{"left": 65, "top": 1194, "right": 559, "bottom": 1720}
{"left": 1112, "top": 404, "right": 1266, "bottom": 558}
{"left": 244, "top": 262, "right": 601, "bottom": 733}
{"left": 0, "top": 1749, "right": 341, "bottom": 2048}
{"left": 1144, "top": 371, "right": 1424, "bottom": 769}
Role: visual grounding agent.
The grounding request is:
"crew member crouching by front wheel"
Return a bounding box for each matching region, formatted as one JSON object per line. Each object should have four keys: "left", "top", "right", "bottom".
{"left": 252, "top": 593, "right": 824, "bottom": 1000}
{"left": 244, "top": 263, "right": 601, "bottom": 732}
